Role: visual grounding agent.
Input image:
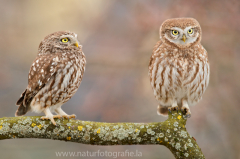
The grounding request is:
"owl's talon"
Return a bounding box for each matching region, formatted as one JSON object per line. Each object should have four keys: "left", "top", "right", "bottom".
{"left": 169, "top": 106, "right": 179, "bottom": 113}
{"left": 40, "top": 116, "right": 49, "bottom": 120}
{"left": 69, "top": 114, "right": 76, "bottom": 119}
{"left": 175, "top": 108, "right": 179, "bottom": 113}
{"left": 173, "top": 106, "right": 178, "bottom": 112}
{"left": 168, "top": 108, "right": 171, "bottom": 113}
{"left": 40, "top": 116, "right": 56, "bottom": 125}
{"left": 62, "top": 114, "right": 76, "bottom": 120}
{"left": 62, "top": 115, "right": 69, "bottom": 121}
{"left": 53, "top": 115, "right": 61, "bottom": 119}
{"left": 181, "top": 107, "right": 191, "bottom": 118}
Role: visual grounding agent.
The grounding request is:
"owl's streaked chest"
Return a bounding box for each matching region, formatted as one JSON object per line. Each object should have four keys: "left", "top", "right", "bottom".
{"left": 61, "top": 53, "right": 86, "bottom": 101}
{"left": 149, "top": 43, "right": 209, "bottom": 103}
{"left": 162, "top": 44, "right": 206, "bottom": 78}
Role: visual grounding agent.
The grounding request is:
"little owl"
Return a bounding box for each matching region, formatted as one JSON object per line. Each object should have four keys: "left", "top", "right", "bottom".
{"left": 15, "top": 31, "right": 86, "bottom": 125}
{"left": 149, "top": 18, "right": 209, "bottom": 117}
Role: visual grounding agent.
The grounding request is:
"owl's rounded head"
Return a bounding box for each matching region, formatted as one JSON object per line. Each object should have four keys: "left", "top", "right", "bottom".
{"left": 159, "top": 18, "right": 201, "bottom": 49}
{"left": 38, "top": 31, "right": 80, "bottom": 54}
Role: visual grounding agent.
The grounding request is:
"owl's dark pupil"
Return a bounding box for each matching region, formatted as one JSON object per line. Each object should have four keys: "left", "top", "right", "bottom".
{"left": 174, "top": 31, "right": 177, "bottom": 33}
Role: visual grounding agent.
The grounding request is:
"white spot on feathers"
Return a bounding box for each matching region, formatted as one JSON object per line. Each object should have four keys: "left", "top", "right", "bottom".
{"left": 46, "top": 100, "right": 51, "bottom": 106}
{"left": 38, "top": 80, "right": 42, "bottom": 86}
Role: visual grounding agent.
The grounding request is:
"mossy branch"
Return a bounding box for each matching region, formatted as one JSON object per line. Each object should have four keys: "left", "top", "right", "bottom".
{"left": 0, "top": 110, "right": 204, "bottom": 159}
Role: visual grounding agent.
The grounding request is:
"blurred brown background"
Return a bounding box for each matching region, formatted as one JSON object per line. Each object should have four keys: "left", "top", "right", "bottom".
{"left": 0, "top": 0, "right": 240, "bottom": 159}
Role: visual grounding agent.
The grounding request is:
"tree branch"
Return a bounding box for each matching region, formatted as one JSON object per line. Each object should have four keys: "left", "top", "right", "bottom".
{"left": 0, "top": 110, "right": 204, "bottom": 159}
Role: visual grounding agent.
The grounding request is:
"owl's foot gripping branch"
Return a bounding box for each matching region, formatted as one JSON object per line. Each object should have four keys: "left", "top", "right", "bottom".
{"left": 0, "top": 111, "right": 204, "bottom": 159}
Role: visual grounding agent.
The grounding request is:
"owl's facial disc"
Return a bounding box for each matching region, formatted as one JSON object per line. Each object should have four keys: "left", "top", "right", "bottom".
{"left": 166, "top": 26, "right": 198, "bottom": 47}
{"left": 59, "top": 35, "right": 79, "bottom": 48}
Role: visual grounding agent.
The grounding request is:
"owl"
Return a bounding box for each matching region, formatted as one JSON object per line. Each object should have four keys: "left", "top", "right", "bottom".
{"left": 149, "top": 18, "right": 209, "bottom": 118}
{"left": 15, "top": 31, "right": 86, "bottom": 125}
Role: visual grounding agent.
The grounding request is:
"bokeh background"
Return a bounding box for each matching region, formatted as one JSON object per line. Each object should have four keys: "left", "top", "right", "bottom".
{"left": 0, "top": 0, "right": 240, "bottom": 159}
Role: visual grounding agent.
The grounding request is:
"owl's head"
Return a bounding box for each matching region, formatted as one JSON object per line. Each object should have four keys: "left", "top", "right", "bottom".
{"left": 38, "top": 31, "right": 80, "bottom": 54}
{"left": 159, "top": 18, "right": 201, "bottom": 49}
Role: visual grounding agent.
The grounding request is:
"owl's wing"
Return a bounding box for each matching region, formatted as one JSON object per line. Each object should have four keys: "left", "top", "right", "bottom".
{"left": 149, "top": 40, "right": 163, "bottom": 67}
{"left": 16, "top": 53, "right": 67, "bottom": 109}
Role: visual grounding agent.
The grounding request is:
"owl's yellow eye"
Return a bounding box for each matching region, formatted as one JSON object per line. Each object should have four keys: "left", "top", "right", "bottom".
{"left": 188, "top": 29, "right": 193, "bottom": 34}
{"left": 172, "top": 30, "right": 179, "bottom": 35}
{"left": 61, "top": 38, "right": 69, "bottom": 43}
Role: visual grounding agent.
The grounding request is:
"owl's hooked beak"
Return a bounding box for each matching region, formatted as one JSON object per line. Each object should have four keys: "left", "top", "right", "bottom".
{"left": 182, "top": 34, "right": 186, "bottom": 42}
{"left": 74, "top": 42, "right": 79, "bottom": 48}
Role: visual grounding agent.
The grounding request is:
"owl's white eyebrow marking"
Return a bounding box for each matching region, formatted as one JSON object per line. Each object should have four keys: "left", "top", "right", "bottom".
{"left": 60, "top": 35, "right": 74, "bottom": 39}
{"left": 170, "top": 27, "right": 183, "bottom": 32}
{"left": 184, "top": 26, "right": 194, "bottom": 32}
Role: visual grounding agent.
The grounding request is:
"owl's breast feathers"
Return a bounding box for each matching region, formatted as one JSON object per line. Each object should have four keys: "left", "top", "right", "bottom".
{"left": 16, "top": 50, "right": 86, "bottom": 116}
{"left": 149, "top": 41, "right": 209, "bottom": 105}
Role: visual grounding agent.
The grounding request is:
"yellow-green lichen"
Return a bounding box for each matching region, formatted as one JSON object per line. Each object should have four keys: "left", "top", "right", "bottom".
{"left": 97, "top": 128, "right": 101, "bottom": 134}
{"left": 0, "top": 111, "right": 205, "bottom": 159}
{"left": 78, "top": 126, "right": 83, "bottom": 131}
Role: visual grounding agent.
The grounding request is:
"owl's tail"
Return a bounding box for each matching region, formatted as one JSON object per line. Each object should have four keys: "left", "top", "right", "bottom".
{"left": 15, "top": 103, "right": 30, "bottom": 116}
{"left": 15, "top": 89, "right": 31, "bottom": 116}
{"left": 157, "top": 105, "right": 169, "bottom": 116}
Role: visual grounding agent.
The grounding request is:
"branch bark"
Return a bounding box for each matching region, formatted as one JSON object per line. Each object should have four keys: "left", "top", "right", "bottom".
{"left": 0, "top": 110, "right": 204, "bottom": 159}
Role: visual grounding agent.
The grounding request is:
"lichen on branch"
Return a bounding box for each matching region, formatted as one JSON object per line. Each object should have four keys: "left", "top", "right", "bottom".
{"left": 0, "top": 110, "right": 205, "bottom": 159}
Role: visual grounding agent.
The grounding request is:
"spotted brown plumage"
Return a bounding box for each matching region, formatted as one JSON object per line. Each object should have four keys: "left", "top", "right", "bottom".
{"left": 149, "top": 18, "right": 210, "bottom": 117}
{"left": 16, "top": 31, "right": 86, "bottom": 125}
